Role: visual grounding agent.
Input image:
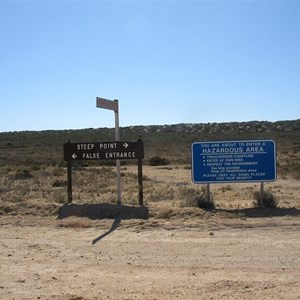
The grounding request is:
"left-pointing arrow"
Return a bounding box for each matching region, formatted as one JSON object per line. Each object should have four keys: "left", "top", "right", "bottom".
{"left": 72, "top": 153, "right": 77, "bottom": 160}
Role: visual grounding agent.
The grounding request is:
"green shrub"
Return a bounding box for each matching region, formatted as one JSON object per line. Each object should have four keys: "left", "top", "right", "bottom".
{"left": 15, "top": 169, "right": 33, "bottom": 180}
{"left": 253, "top": 190, "right": 279, "bottom": 208}
{"left": 149, "top": 156, "right": 170, "bottom": 166}
{"left": 178, "top": 186, "right": 215, "bottom": 209}
{"left": 178, "top": 187, "right": 198, "bottom": 207}
{"left": 31, "top": 165, "right": 41, "bottom": 171}
{"left": 52, "top": 180, "right": 67, "bottom": 187}
{"left": 196, "top": 194, "right": 215, "bottom": 210}
{"left": 222, "top": 185, "right": 233, "bottom": 192}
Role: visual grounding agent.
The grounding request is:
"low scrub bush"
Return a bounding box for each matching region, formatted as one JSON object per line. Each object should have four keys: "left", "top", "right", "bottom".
{"left": 149, "top": 156, "right": 170, "bottom": 166}
{"left": 179, "top": 186, "right": 215, "bottom": 209}
{"left": 52, "top": 180, "right": 67, "bottom": 187}
{"left": 178, "top": 187, "right": 198, "bottom": 207}
{"left": 15, "top": 169, "right": 33, "bottom": 180}
{"left": 222, "top": 185, "right": 233, "bottom": 192}
{"left": 253, "top": 190, "right": 279, "bottom": 208}
{"left": 196, "top": 194, "right": 215, "bottom": 210}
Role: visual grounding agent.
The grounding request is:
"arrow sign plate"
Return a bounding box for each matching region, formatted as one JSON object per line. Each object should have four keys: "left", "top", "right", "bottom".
{"left": 63, "top": 141, "right": 144, "bottom": 161}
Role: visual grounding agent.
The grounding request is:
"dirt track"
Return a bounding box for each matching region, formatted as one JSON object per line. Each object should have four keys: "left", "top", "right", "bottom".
{"left": 1, "top": 211, "right": 299, "bottom": 300}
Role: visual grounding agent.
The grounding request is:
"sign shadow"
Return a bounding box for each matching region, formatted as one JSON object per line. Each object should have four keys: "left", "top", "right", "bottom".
{"left": 92, "top": 216, "right": 121, "bottom": 245}
{"left": 220, "top": 207, "right": 300, "bottom": 218}
{"left": 58, "top": 203, "right": 149, "bottom": 220}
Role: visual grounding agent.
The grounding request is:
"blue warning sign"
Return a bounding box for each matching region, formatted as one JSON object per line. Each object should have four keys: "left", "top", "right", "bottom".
{"left": 191, "top": 140, "right": 276, "bottom": 183}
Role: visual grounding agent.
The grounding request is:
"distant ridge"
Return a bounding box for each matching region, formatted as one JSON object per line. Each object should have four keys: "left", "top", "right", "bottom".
{"left": 0, "top": 119, "right": 299, "bottom": 166}
{"left": 1, "top": 119, "right": 300, "bottom": 134}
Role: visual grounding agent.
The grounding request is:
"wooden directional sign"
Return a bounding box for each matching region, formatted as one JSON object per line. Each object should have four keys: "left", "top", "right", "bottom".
{"left": 96, "top": 97, "right": 118, "bottom": 112}
{"left": 63, "top": 141, "right": 144, "bottom": 161}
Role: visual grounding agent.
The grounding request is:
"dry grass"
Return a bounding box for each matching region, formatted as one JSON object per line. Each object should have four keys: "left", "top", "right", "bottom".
{"left": 1, "top": 164, "right": 300, "bottom": 217}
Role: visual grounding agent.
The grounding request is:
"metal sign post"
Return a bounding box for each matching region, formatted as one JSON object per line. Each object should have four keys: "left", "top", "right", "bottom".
{"left": 96, "top": 97, "right": 122, "bottom": 204}
{"left": 114, "top": 100, "right": 121, "bottom": 204}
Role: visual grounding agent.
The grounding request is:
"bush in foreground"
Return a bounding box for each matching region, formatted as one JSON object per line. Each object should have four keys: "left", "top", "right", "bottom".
{"left": 149, "top": 156, "right": 170, "bottom": 166}
{"left": 253, "top": 190, "right": 279, "bottom": 208}
{"left": 196, "top": 193, "right": 215, "bottom": 210}
{"left": 179, "top": 186, "right": 215, "bottom": 210}
{"left": 14, "top": 169, "right": 33, "bottom": 180}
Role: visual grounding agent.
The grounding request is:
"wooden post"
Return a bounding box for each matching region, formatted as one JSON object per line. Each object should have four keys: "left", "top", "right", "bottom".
{"left": 138, "top": 137, "right": 143, "bottom": 205}
{"left": 67, "top": 160, "right": 72, "bottom": 203}
{"left": 138, "top": 158, "right": 143, "bottom": 205}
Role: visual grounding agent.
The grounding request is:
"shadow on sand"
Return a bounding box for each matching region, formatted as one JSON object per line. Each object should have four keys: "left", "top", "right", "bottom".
{"left": 58, "top": 203, "right": 149, "bottom": 220}
{"left": 58, "top": 203, "right": 149, "bottom": 245}
{"left": 92, "top": 215, "right": 122, "bottom": 245}
{"left": 219, "top": 207, "right": 300, "bottom": 218}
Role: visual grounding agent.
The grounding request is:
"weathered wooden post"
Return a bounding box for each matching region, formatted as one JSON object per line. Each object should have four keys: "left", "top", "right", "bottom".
{"left": 66, "top": 140, "right": 73, "bottom": 204}
{"left": 67, "top": 160, "right": 72, "bottom": 203}
{"left": 96, "top": 97, "right": 121, "bottom": 204}
{"left": 137, "top": 137, "right": 144, "bottom": 205}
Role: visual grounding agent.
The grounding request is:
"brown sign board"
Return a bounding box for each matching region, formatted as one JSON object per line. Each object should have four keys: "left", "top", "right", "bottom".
{"left": 63, "top": 141, "right": 144, "bottom": 161}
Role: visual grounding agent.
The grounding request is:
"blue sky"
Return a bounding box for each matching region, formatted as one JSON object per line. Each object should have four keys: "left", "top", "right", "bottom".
{"left": 0, "top": 0, "right": 299, "bottom": 132}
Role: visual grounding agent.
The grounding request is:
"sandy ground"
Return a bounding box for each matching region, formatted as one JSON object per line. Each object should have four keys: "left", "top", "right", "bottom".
{"left": 1, "top": 165, "right": 300, "bottom": 299}
{"left": 1, "top": 211, "right": 300, "bottom": 300}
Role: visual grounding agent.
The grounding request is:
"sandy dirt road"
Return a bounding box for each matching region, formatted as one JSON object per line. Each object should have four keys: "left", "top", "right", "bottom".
{"left": 1, "top": 214, "right": 299, "bottom": 300}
